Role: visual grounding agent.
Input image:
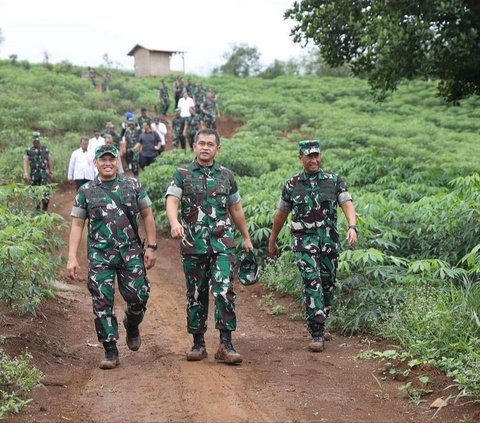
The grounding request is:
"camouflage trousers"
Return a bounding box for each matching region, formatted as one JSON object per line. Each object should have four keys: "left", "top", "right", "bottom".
{"left": 125, "top": 149, "right": 140, "bottom": 176}
{"left": 30, "top": 174, "right": 50, "bottom": 210}
{"left": 182, "top": 252, "right": 236, "bottom": 334}
{"left": 161, "top": 98, "right": 170, "bottom": 115}
{"left": 203, "top": 114, "right": 216, "bottom": 130}
{"left": 294, "top": 232, "right": 338, "bottom": 335}
{"left": 87, "top": 254, "right": 150, "bottom": 343}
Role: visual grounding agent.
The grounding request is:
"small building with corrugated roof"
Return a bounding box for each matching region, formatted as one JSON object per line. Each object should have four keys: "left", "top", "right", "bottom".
{"left": 127, "top": 44, "right": 185, "bottom": 77}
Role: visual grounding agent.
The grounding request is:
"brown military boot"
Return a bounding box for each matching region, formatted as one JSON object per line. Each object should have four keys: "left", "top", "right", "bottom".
{"left": 215, "top": 330, "right": 243, "bottom": 364}
{"left": 324, "top": 331, "right": 333, "bottom": 341}
{"left": 308, "top": 335, "right": 325, "bottom": 352}
{"left": 100, "top": 341, "right": 120, "bottom": 369}
{"left": 186, "top": 334, "right": 208, "bottom": 361}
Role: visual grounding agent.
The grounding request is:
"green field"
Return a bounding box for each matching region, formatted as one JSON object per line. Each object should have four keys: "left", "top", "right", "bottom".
{"left": 1, "top": 61, "right": 479, "bottom": 401}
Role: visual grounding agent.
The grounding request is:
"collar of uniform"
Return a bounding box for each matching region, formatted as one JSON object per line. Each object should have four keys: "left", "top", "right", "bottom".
{"left": 299, "top": 169, "right": 322, "bottom": 181}
{"left": 192, "top": 159, "right": 220, "bottom": 172}
{"left": 92, "top": 174, "right": 119, "bottom": 186}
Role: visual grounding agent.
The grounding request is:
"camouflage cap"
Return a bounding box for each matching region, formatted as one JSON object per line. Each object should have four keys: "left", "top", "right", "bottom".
{"left": 31, "top": 131, "right": 41, "bottom": 139}
{"left": 237, "top": 251, "right": 260, "bottom": 286}
{"left": 299, "top": 140, "right": 320, "bottom": 155}
{"left": 95, "top": 144, "right": 118, "bottom": 159}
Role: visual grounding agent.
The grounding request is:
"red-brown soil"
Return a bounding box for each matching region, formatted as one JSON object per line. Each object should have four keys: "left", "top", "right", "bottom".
{"left": 2, "top": 117, "right": 480, "bottom": 423}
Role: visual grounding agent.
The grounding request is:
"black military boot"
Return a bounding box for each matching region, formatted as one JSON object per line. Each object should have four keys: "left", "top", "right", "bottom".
{"left": 215, "top": 330, "right": 242, "bottom": 364}
{"left": 123, "top": 317, "right": 141, "bottom": 351}
{"left": 186, "top": 333, "right": 208, "bottom": 361}
{"left": 100, "top": 341, "right": 119, "bottom": 369}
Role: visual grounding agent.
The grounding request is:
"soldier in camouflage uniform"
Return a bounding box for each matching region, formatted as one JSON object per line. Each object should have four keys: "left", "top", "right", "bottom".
{"left": 122, "top": 118, "right": 140, "bottom": 177}
{"left": 137, "top": 107, "right": 152, "bottom": 129}
{"left": 194, "top": 82, "right": 206, "bottom": 114}
{"left": 159, "top": 79, "right": 170, "bottom": 115}
{"left": 184, "top": 106, "right": 204, "bottom": 150}
{"left": 268, "top": 140, "right": 358, "bottom": 353}
{"left": 23, "top": 131, "right": 53, "bottom": 211}
{"left": 200, "top": 90, "right": 218, "bottom": 129}
{"left": 67, "top": 145, "right": 157, "bottom": 370}
{"left": 172, "top": 108, "right": 186, "bottom": 150}
{"left": 166, "top": 128, "right": 253, "bottom": 365}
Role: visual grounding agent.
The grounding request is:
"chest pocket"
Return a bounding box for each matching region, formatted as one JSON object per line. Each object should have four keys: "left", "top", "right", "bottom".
{"left": 213, "top": 176, "right": 229, "bottom": 208}
{"left": 89, "top": 198, "right": 107, "bottom": 220}
{"left": 183, "top": 177, "right": 205, "bottom": 209}
{"left": 119, "top": 186, "right": 139, "bottom": 213}
{"left": 317, "top": 179, "right": 337, "bottom": 202}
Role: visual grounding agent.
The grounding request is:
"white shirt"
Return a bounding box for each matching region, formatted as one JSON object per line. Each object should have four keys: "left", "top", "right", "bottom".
{"left": 153, "top": 122, "right": 167, "bottom": 145}
{"left": 178, "top": 96, "right": 195, "bottom": 118}
{"left": 88, "top": 136, "right": 105, "bottom": 153}
{"left": 67, "top": 148, "right": 95, "bottom": 180}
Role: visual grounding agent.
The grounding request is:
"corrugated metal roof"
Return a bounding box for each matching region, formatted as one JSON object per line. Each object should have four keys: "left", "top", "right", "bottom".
{"left": 127, "top": 44, "right": 185, "bottom": 56}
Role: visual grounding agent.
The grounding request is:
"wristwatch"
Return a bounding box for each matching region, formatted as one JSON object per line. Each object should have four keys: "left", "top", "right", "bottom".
{"left": 146, "top": 243, "right": 158, "bottom": 250}
{"left": 348, "top": 225, "right": 358, "bottom": 233}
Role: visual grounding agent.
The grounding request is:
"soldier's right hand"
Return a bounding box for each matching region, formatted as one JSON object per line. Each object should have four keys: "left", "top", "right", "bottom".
{"left": 23, "top": 173, "right": 29, "bottom": 183}
{"left": 66, "top": 257, "right": 79, "bottom": 280}
{"left": 170, "top": 222, "right": 184, "bottom": 239}
{"left": 268, "top": 239, "right": 279, "bottom": 258}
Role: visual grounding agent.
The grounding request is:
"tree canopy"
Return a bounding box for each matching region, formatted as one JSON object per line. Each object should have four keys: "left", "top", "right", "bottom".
{"left": 213, "top": 43, "right": 262, "bottom": 77}
{"left": 285, "top": 0, "right": 480, "bottom": 103}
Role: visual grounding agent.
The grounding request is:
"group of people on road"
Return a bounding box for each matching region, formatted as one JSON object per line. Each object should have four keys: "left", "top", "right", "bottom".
{"left": 163, "top": 77, "right": 219, "bottom": 151}
{"left": 23, "top": 83, "right": 357, "bottom": 370}
{"left": 61, "top": 126, "right": 357, "bottom": 370}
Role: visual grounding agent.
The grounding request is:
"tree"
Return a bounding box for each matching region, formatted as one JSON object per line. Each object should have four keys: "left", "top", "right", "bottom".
{"left": 214, "top": 43, "right": 262, "bottom": 77}
{"left": 285, "top": 0, "right": 480, "bottom": 103}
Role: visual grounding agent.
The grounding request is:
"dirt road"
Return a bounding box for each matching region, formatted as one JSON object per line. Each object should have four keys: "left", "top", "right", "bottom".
{"left": 3, "top": 126, "right": 480, "bottom": 422}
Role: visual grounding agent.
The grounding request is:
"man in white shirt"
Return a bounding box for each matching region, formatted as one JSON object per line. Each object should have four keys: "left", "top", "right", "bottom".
{"left": 67, "top": 137, "right": 96, "bottom": 189}
{"left": 177, "top": 89, "right": 195, "bottom": 119}
{"left": 152, "top": 118, "right": 167, "bottom": 153}
{"left": 88, "top": 129, "right": 105, "bottom": 153}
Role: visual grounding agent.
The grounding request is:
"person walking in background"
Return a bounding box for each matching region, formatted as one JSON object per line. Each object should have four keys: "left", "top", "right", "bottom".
{"left": 137, "top": 107, "right": 152, "bottom": 129}
{"left": 66, "top": 144, "right": 157, "bottom": 370}
{"left": 173, "top": 75, "right": 184, "bottom": 108}
{"left": 268, "top": 140, "right": 358, "bottom": 353}
{"left": 136, "top": 121, "right": 161, "bottom": 171}
{"left": 104, "top": 133, "right": 124, "bottom": 175}
{"left": 166, "top": 128, "right": 253, "bottom": 365}
{"left": 23, "top": 131, "right": 53, "bottom": 211}
{"left": 178, "top": 89, "right": 195, "bottom": 120}
{"left": 67, "top": 136, "right": 95, "bottom": 189}
{"left": 172, "top": 108, "right": 186, "bottom": 150}
{"left": 122, "top": 117, "right": 141, "bottom": 177}
{"left": 200, "top": 90, "right": 218, "bottom": 129}
{"left": 102, "top": 72, "right": 112, "bottom": 92}
{"left": 88, "top": 129, "right": 105, "bottom": 154}
{"left": 159, "top": 79, "right": 170, "bottom": 115}
{"left": 184, "top": 106, "right": 203, "bottom": 151}
{"left": 153, "top": 117, "right": 167, "bottom": 153}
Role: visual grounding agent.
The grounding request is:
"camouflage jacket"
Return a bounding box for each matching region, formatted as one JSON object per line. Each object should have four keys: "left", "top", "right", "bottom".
{"left": 279, "top": 169, "right": 352, "bottom": 234}
{"left": 166, "top": 160, "right": 240, "bottom": 255}
{"left": 124, "top": 126, "right": 140, "bottom": 150}
{"left": 159, "top": 86, "right": 169, "bottom": 100}
{"left": 137, "top": 115, "right": 152, "bottom": 128}
{"left": 71, "top": 174, "right": 152, "bottom": 263}
{"left": 172, "top": 117, "right": 185, "bottom": 139}
{"left": 186, "top": 114, "right": 203, "bottom": 136}
{"left": 24, "top": 145, "right": 50, "bottom": 176}
{"left": 201, "top": 98, "right": 216, "bottom": 116}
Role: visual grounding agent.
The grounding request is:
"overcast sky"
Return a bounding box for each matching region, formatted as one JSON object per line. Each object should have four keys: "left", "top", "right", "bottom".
{"left": 1, "top": 0, "right": 308, "bottom": 75}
